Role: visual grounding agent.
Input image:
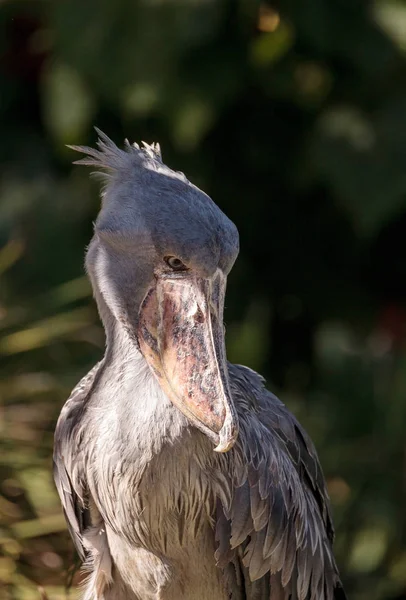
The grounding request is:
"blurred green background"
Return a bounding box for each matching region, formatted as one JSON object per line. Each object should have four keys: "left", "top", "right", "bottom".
{"left": 1, "top": 0, "right": 406, "bottom": 598}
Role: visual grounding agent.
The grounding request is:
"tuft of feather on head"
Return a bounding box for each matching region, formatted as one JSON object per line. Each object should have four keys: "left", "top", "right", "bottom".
{"left": 68, "top": 128, "right": 164, "bottom": 180}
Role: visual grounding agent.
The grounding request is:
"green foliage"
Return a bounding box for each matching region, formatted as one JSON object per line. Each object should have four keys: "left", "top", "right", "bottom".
{"left": 1, "top": 0, "right": 406, "bottom": 598}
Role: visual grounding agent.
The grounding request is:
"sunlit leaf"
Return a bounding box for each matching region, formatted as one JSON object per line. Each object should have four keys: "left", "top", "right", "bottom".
{"left": 251, "top": 22, "right": 293, "bottom": 66}
{"left": 41, "top": 62, "right": 95, "bottom": 144}
{"left": 0, "top": 308, "right": 94, "bottom": 355}
{"left": 349, "top": 527, "right": 389, "bottom": 573}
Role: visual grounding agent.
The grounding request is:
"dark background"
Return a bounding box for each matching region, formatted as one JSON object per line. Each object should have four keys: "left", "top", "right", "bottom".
{"left": 1, "top": 1, "right": 406, "bottom": 598}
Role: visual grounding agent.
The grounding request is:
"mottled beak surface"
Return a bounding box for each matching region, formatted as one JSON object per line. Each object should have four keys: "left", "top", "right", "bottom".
{"left": 138, "top": 271, "right": 239, "bottom": 452}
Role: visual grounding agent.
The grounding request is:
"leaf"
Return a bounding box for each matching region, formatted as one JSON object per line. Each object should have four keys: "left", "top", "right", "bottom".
{"left": 41, "top": 62, "right": 95, "bottom": 144}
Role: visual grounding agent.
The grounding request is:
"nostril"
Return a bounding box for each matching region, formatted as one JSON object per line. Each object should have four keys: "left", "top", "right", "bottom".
{"left": 194, "top": 307, "right": 205, "bottom": 324}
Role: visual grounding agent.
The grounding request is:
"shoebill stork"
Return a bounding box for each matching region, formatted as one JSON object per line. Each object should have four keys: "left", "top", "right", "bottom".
{"left": 54, "top": 131, "right": 346, "bottom": 600}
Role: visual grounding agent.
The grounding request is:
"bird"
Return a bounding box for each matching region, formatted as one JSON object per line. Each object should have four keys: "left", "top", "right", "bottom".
{"left": 53, "top": 130, "right": 347, "bottom": 600}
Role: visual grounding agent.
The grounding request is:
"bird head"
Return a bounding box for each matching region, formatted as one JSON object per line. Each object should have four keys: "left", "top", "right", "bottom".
{"left": 71, "top": 130, "right": 240, "bottom": 452}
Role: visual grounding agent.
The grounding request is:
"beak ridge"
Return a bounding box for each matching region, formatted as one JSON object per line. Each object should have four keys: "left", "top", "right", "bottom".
{"left": 138, "top": 272, "right": 239, "bottom": 452}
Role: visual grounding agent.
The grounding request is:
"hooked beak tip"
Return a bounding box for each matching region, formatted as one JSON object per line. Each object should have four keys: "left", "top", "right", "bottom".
{"left": 213, "top": 418, "right": 239, "bottom": 453}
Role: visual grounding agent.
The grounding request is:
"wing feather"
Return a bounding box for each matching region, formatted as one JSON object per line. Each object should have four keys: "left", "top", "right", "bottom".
{"left": 53, "top": 363, "right": 102, "bottom": 559}
{"left": 230, "top": 483, "right": 254, "bottom": 548}
{"left": 215, "top": 363, "right": 346, "bottom": 600}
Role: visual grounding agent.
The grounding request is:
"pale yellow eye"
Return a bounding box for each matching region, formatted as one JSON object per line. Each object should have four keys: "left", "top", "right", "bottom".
{"left": 164, "top": 256, "right": 187, "bottom": 271}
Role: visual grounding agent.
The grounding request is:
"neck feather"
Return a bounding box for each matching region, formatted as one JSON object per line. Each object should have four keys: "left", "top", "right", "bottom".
{"left": 91, "top": 280, "right": 189, "bottom": 451}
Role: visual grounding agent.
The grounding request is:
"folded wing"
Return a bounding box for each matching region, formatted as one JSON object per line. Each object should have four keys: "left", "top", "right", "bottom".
{"left": 215, "top": 363, "right": 347, "bottom": 600}
{"left": 53, "top": 363, "right": 113, "bottom": 596}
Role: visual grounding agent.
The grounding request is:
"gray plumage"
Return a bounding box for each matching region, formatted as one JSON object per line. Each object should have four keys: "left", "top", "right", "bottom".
{"left": 54, "top": 131, "right": 346, "bottom": 600}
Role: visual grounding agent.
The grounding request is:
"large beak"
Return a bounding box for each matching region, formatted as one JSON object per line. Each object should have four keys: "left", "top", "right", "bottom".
{"left": 138, "top": 270, "right": 239, "bottom": 452}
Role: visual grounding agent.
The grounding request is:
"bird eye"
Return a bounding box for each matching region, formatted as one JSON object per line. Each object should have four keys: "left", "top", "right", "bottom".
{"left": 164, "top": 256, "right": 187, "bottom": 271}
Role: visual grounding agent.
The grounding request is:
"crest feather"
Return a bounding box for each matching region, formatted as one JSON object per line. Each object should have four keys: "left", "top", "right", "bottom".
{"left": 67, "top": 127, "right": 163, "bottom": 175}
{"left": 141, "top": 141, "right": 162, "bottom": 161}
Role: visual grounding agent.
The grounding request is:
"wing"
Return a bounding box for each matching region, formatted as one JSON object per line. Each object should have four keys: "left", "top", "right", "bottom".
{"left": 215, "top": 363, "right": 346, "bottom": 600}
{"left": 53, "top": 362, "right": 102, "bottom": 560}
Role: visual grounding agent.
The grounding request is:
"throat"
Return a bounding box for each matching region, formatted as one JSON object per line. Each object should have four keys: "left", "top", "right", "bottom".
{"left": 96, "top": 316, "right": 189, "bottom": 459}
{"left": 88, "top": 280, "right": 190, "bottom": 458}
